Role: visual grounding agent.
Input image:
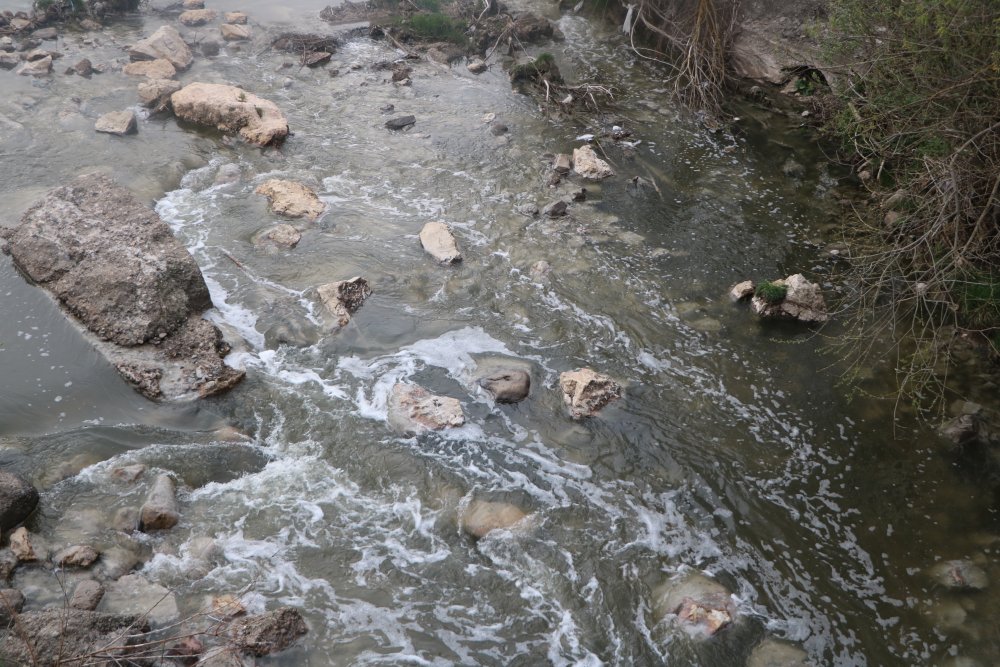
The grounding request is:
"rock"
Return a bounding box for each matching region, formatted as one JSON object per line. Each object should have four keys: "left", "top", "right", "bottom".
{"left": 553, "top": 153, "right": 572, "bottom": 174}
{"left": 0, "top": 53, "right": 19, "bottom": 70}
{"left": 929, "top": 559, "right": 989, "bottom": 591}
{"left": 140, "top": 474, "right": 179, "bottom": 531}
{"left": 750, "top": 274, "right": 828, "bottom": 323}
{"left": 54, "top": 544, "right": 100, "bottom": 568}
{"left": 542, "top": 200, "right": 567, "bottom": 218}
{"left": 168, "top": 636, "right": 204, "bottom": 662}
{"left": 467, "top": 58, "right": 487, "bottom": 74}
{"left": 137, "top": 78, "right": 182, "bottom": 109}
{"left": 129, "top": 25, "right": 193, "bottom": 71}
{"left": 201, "top": 39, "right": 220, "bottom": 56}
{"left": 516, "top": 202, "right": 539, "bottom": 217}
{"left": 747, "top": 639, "right": 811, "bottom": 667}
{"left": 8, "top": 18, "right": 31, "bottom": 32}
{"left": 17, "top": 55, "right": 51, "bottom": 77}
{"left": 252, "top": 224, "right": 301, "bottom": 250}
{"left": 385, "top": 115, "right": 416, "bottom": 131}
{"left": 572, "top": 145, "right": 614, "bottom": 180}
{"left": 73, "top": 58, "right": 93, "bottom": 77}
{"left": 419, "top": 221, "right": 462, "bottom": 264}
{"left": 0, "top": 471, "right": 38, "bottom": 531}
{"left": 9, "top": 527, "right": 40, "bottom": 562}
{"left": 69, "top": 579, "right": 105, "bottom": 610}
{"left": 301, "top": 51, "right": 332, "bottom": 67}
{"left": 199, "top": 647, "right": 247, "bottom": 667}
{"left": 0, "top": 589, "right": 25, "bottom": 625}
{"left": 214, "top": 163, "right": 242, "bottom": 185}
{"left": 317, "top": 277, "right": 372, "bottom": 329}
{"left": 179, "top": 9, "right": 218, "bottom": 26}
{"left": 26, "top": 49, "right": 58, "bottom": 62}
{"left": 100, "top": 574, "right": 179, "bottom": 627}
{"left": 387, "top": 383, "right": 465, "bottom": 434}
{"left": 782, "top": 158, "right": 806, "bottom": 179}
{"left": 114, "top": 463, "right": 149, "bottom": 485}
{"left": 230, "top": 607, "right": 307, "bottom": 656}
{"left": 182, "top": 0, "right": 205, "bottom": 7}
{"left": 0, "top": 551, "right": 17, "bottom": 582}
{"left": 529, "top": 260, "right": 551, "bottom": 280}
{"left": 123, "top": 58, "right": 176, "bottom": 79}
{"left": 391, "top": 63, "right": 412, "bottom": 81}
{"left": 0, "top": 610, "right": 149, "bottom": 665}
{"left": 211, "top": 594, "right": 247, "bottom": 618}
{"left": 171, "top": 82, "right": 289, "bottom": 146}
{"left": 940, "top": 414, "right": 978, "bottom": 446}
{"left": 490, "top": 121, "right": 508, "bottom": 136}
{"left": 461, "top": 500, "right": 528, "bottom": 538}
{"left": 95, "top": 110, "right": 137, "bottom": 136}
{"left": 478, "top": 370, "right": 530, "bottom": 403}
{"left": 33, "top": 27, "right": 58, "bottom": 40}
{"left": 224, "top": 12, "right": 248, "bottom": 24}
{"left": 221, "top": 24, "right": 252, "bottom": 41}
{"left": 512, "top": 13, "right": 556, "bottom": 43}
{"left": 2, "top": 174, "right": 242, "bottom": 399}
{"left": 651, "top": 572, "right": 734, "bottom": 637}
{"left": 558, "top": 368, "right": 623, "bottom": 418}
{"left": 79, "top": 18, "right": 102, "bottom": 31}
{"left": 111, "top": 507, "right": 140, "bottom": 533}
{"left": 729, "top": 280, "right": 755, "bottom": 302}
{"left": 254, "top": 179, "right": 323, "bottom": 220}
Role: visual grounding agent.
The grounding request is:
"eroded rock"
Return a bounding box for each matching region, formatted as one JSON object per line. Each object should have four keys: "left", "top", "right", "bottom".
{"left": 317, "top": 277, "right": 371, "bottom": 329}
{"left": 478, "top": 369, "right": 530, "bottom": 403}
{"left": 221, "top": 23, "right": 252, "bottom": 41}
{"left": 230, "top": 607, "right": 307, "bottom": 656}
{"left": 70, "top": 579, "right": 105, "bottom": 610}
{"left": 572, "top": 145, "right": 614, "bottom": 180}
{"left": 652, "top": 572, "right": 734, "bottom": 637}
{"left": 54, "top": 544, "right": 100, "bottom": 568}
{"left": 750, "top": 274, "right": 828, "bottom": 323}
{"left": 419, "top": 221, "right": 461, "bottom": 264}
{"left": 0, "top": 471, "right": 38, "bottom": 531}
{"left": 172, "top": 82, "right": 289, "bottom": 146}
{"left": 388, "top": 383, "right": 465, "bottom": 434}
{"left": 252, "top": 224, "right": 301, "bottom": 251}
{"left": 129, "top": 25, "right": 193, "bottom": 71}
{"left": 140, "top": 474, "right": 180, "bottom": 531}
{"left": 9, "top": 527, "right": 40, "bottom": 562}
{"left": 558, "top": 368, "right": 622, "bottom": 418}
{"left": 0, "top": 610, "right": 149, "bottom": 665}
{"left": 254, "top": 179, "right": 323, "bottom": 220}
{"left": 179, "top": 9, "right": 218, "bottom": 26}
{"left": 95, "top": 110, "right": 137, "bottom": 136}
{"left": 138, "top": 78, "right": 182, "bottom": 109}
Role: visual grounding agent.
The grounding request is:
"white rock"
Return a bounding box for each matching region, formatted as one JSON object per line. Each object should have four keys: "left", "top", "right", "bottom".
{"left": 572, "top": 145, "right": 614, "bottom": 179}
{"left": 94, "top": 110, "right": 137, "bottom": 136}
{"left": 419, "top": 221, "right": 462, "bottom": 264}
{"left": 387, "top": 383, "right": 465, "bottom": 434}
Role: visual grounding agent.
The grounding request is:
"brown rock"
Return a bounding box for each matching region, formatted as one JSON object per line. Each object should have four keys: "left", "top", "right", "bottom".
{"left": 572, "top": 145, "right": 614, "bottom": 180}
{"left": 729, "top": 280, "right": 755, "bottom": 302}
{"left": 9, "top": 527, "right": 39, "bottom": 562}
{"left": 317, "top": 277, "right": 371, "bottom": 329}
{"left": 140, "top": 474, "right": 179, "bottom": 531}
{"left": 123, "top": 58, "right": 176, "bottom": 79}
{"left": 137, "top": 78, "right": 182, "bottom": 109}
{"left": 55, "top": 545, "right": 100, "bottom": 568}
{"left": 230, "top": 607, "right": 307, "bottom": 656}
{"left": 179, "top": 9, "right": 218, "bottom": 26}
{"left": 211, "top": 594, "right": 247, "bottom": 618}
{"left": 129, "top": 25, "right": 193, "bottom": 71}
{"left": 95, "top": 110, "right": 137, "bottom": 136}
{"left": 69, "top": 579, "right": 105, "bottom": 610}
{"left": 252, "top": 224, "right": 301, "bottom": 250}
{"left": 553, "top": 153, "right": 572, "bottom": 174}
{"left": 224, "top": 12, "right": 248, "bottom": 24}
{"left": 558, "top": 368, "right": 622, "bottom": 418}
{"left": 387, "top": 383, "right": 465, "bottom": 434}
{"left": 477, "top": 369, "right": 530, "bottom": 403}
{"left": 73, "top": 58, "right": 93, "bottom": 77}
{"left": 111, "top": 507, "right": 140, "bottom": 533}
{"left": 221, "top": 24, "right": 252, "bottom": 41}
{"left": 171, "top": 82, "right": 289, "bottom": 146}
{"left": 254, "top": 179, "right": 323, "bottom": 220}
{"left": 461, "top": 500, "right": 528, "bottom": 538}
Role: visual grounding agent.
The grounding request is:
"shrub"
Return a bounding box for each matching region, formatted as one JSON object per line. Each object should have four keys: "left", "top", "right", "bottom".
{"left": 755, "top": 281, "right": 788, "bottom": 305}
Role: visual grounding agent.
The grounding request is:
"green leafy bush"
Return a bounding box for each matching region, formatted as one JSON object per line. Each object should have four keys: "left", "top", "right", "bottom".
{"left": 755, "top": 281, "right": 788, "bottom": 305}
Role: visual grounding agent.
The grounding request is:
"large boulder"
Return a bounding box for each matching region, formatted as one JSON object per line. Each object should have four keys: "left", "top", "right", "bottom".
{"left": 0, "top": 173, "right": 244, "bottom": 400}
{"left": 230, "top": 607, "right": 307, "bottom": 656}
{"left": 750, "top": 274, "right": 828, "bottom": 323}
{"left": 254, "top": 179, "right": 324, "bottom": 220}
{"left": 387, "top": 383, "right": 465, "bottom": 434}
{"left": 171, "top": 83, "right": 289, "bottom": 146}
{"left": 0, "top": 609, "right": 150, "bottom": 666}
{"left": 129, "top": 25, "right": 193, "bottom": 71}
{"left": 558, "top": 368, "right": 622, "bottom": 418}
{"left": 0, "top": 471, "right": 38, "bottom": 531}
{"left": 477, "top": 369, "right": 530, "bottom": 403}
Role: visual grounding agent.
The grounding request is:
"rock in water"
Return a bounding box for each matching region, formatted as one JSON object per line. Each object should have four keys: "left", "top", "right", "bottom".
{"left": 385, "top": 115, "right": 416, "bottom": 130}
{"left": 137, "top": 78, "right": 182, "bottom": 110}
{"left": 0, "top": 471, "right": 38, "bottom": 530}
{"left": 461, "top": 500, "right": 528, "bottom": 538}
{"left": 572, "top": 145, "right": 614, "bottom": 179}
{"left": 747, "top": 639, "right": 811, "bottom": 667}
{"left": 179, "top": 9, "right": 218, "bottom": 26}
{"left": 252, "top": 224, "right": 301, "bottom": 250}
{"left": 387, "top": 383, "right": 465, "bottom": 434}
{"left": 553, "top": 153, "right": 572, "bottom": 174}
{"left": 317, "top": 277, "right": 372, "bottom": 329}
{"left": 129, "top": 25, "right": 193, "bottom": 71}
{"left": 478, "top": 370, "right": 530, "bottom": 403}
{"left": 55, "top": 545, "right": 100, "bottom": 568}
{"left": 558, "top": 368, "right": 622, "bottom": 418}
{"left": 750, "top": 274, "right": 828, "bottom": 323}
{"left": 220, "top": 24, "right": 252, "bottom": 41}
{"left": 1, "top": 174, "right": 244, "bottom": 400}
{"left": 419, "top": 222, "right": 462, "bottom": 264}
{"left": 182, "top": 0, "right": 205, "bottom": 7}
{"left": 17, "top": 56, "right": 51, "bottom": 77}
{"left": 8, "top": 526, "right": 40, "bottom": 561}
{"left": 171, "top": 82, "right": 289, "bottom": 146}
{"left": 467, "top": 58, "right": 487, "bottom": 74}
{"left": 0, "top": 589, "right": 25, "bottom": 626}
{"left": 140, "top": 474, "right": 180, "bottom": 531}
{"left": 230, "top": 607, "right": 308, "bottom": 656}
{"left": 651, "top": 572, "right": 735, "bottom": 637}
{"left": 94, "top": 110, "right": 137, "bottom": 136}
{"left": 123, "top": 58, "right": 177, "bottom": 79}
{"left": 729, "top": 280, "right": 755, "bottom": 302}
{"left": 0, "top": 610, "right": 150, "bottom": 665}
{"left": 254, "top": 179, "right": 324, "bottom": 220}
{"left": 99, "top": 574, "right": 179, "bottom": 627}
{"left": 928, "top": 559, "right": 989, "bottom": 591}
{"left": 224, "top": 12, "right": 248, "bottom": 24}
{"left": 69, "top": 580, "right": 105, "bottom": 611}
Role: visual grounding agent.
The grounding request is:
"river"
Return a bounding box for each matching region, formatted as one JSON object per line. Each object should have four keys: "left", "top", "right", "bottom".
{"left": 0, "top": 0, "right": 998, "bottom": 664}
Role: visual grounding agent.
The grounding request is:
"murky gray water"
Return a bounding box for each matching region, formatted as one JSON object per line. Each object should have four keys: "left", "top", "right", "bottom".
{"left": 1, "top": 1, "right": 999, "bottom": 665}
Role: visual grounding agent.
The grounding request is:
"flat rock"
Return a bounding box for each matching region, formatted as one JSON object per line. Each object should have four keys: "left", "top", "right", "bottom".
{"left": 69, "top": 579, "right": 105, "bottom": 610}
{"left": 95, "top": 110, "right": 137, "bottom": 136}
{"left": 221, "top": 23, "right": 252, "bottom": 41}
{"left": 747, "top": 639, "right": 811, "bottom": 667}
{"left": 179, "top": 9, "right": 218, "bottom": 26}
{"left": 224, "top": 12, "right": 248, "bottom": 24}
{"left": 388, "top": 383, "right": 465, "bottom": 434}
{"left": 572, "top": 145, "right": 614, "bottom": 180}
{"left": 254, "top": 179, "right": 323, "bottom": 220}
{"left": 172, "top": 82, "right": 289, "bottom": 146}
{"left": 137, "top": 78, "right": 182, "bottom": 109}
{"left": 32, "top": 27, "right": 58, "bottom": 40}
{"left": 129, "top": 25, "right": 193, "bottom": 71}
{"left": 750, "top": 274, "right": 828, "bottom": 323}
{"left": 123, "top": 58, "right": 176, "bottom": 79}
{"left": 17, "top": 55, "right": 51, "bottom": 77}
{"left": 385, "top": 115, "right": 416, "bottom": 130}
{"left": 478, "top": 369, "right": 530, "bottom": 403}
{"left": 729, "top": 280, "right": 755, "bottom": 302}
{"left": 1, "top": 174, "right": 243, "bottom": 400}
{"left": 140, "top": 474, "right": 179, "bottom": 531}
{"left": 0, "top": 610, "right": 149, "bottom": 665}
{"left": 558, "top": 368, "right": 622, "bottom": 418}
{"left": 317, "top": 277, "right": 371, "bottom": 329}
{"left": 0, "top": 589, "right": 25, "bottom": 625}
{"left": 461, "top": 500, "right": 528, "bottom": 538}
{"left": 54, "top": 544, "right": 100, "bottom": 568}
{"left": 182, "top": 0, "right": 204, "bottom": 7}
{"left": 252, "top": 224, "right": 301, "bottom": 250}
{"left": 302, "top": 51, "right": 332, "bottom": 67}
{"left": 8, "top": 526, "right": 40, "bottom": 562}
{"left": 0, "top": 471, "right": 38, "bottom": 531}
{"left": 99, "top": 574, "right": 179, "bottom": 627}
{"left": 230, "top": 607, "right": 307, "bottom": 656}
{"left": 419, "top": 221, "right": 461, "bottom": 264}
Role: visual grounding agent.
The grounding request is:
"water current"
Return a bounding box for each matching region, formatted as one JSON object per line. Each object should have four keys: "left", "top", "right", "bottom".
{"left": 1, "top": 0, "right": 998, "bottom": 664}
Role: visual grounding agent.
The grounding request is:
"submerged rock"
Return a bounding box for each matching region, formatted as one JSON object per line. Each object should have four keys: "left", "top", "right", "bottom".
{"left": 129, "top": 25, "right": 193, "bottom": 71}
{"left": 140, "top": 474, "right": 180, "bottom": 531}
{"left": 1, "top": 174, "right": 244, "bottom": 400}
{"left": 558, "top": 368, "right": 623, "bottom": 418}
{"left": 179, "top": 8, "right": 218, "bottom": 26}
{"left": 225, "top": 11, "right": 248, "bottom": 24}
{"left": 230, "top": 607, "right": 308, "bottom": 656}
{"left": 172, "top": 82, "right": 289, "bottom": 146}
{"left": 54, "top": 544, "right": 100, "bottom": 568}
{"left": 750, "top": 274, "right": 828, "bottom": 323}
{"left": 252, "top": 223, "right": 301, "bottom": 250}
{"left": 478, "top": 370, "right": 531, "bottom": 403}
{"left": 123, "top": 58, "right": 176, "bottom": 79}
{"left": 461, "top": 500, "right": 529, "bottom": 538}
{"left": 928, "top": 559, "right": 989, "bottom": 591}
{"left": 419, "top": 221, "right": 462, "bottom": 264}
{"left": 254, "top": 179, "right": 324, "bottom": 220}
{"left": 747, "top": 639, "right": 811, "bottom": 667}
{"left": 94, "top": 110, "right": 137, "bottom": 136}
{"left": 317, "top": 276, "right": 372, "bottom": 329}
{"left": 100, "top": 574, "right": 179, "bottom": 627}
{"left": 69, "top": 579, "right": 105, "bottom": 611}
{"left": 0, "top": 610, "right": 150, "bottom": 665}
{"left": 572, "top": 145, "right": 614, "bottom": 180}
{"left": 652, "top": 572, "right": 735, "bottom": 637}
{"left": 137, "top": 78, "right": 182, "bottom": 110}
{"left": 388, "top": 383, "right": 465, "bottom": 434}
{"left": 17, "top": 55, "right": 51, "bottom": 77}
{"left": 221, "top": 23, "right": 252, "bottom": 41}
{"left": 0, "top": 471, "right": 38, "bottom": 531}
{"left": 553, "top": 153, "right": 572, "bottom": 174}
{"left": 385, "top": 115, "right": 416, "bottom": 131}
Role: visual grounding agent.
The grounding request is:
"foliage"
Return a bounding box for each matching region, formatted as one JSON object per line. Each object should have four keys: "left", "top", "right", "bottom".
{"left": 393, "top": 11, "right": 467, "bottom": 44}
{"left": 755, "top": 281, "right": 788, "bottom": 305}
{"left": 509, "top": 52, "right": 564, "bottom": 84}
{"left": 826, "top": 0, "right": 1000, "bottom": 415}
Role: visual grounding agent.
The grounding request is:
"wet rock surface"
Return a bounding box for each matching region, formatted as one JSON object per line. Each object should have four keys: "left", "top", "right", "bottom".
{"left": 94, "top": 110, "right": 137, "bottom": 136}
{"left": 0, "top": 609, "right": 150, "bottom": 666}
{"left": 0, "top": 589, "right": 25, "bottom": 625}
{"left": 477, "top": 369, "right": 531, "bottom": 403}
{"left": 461, "top": 500, "right": 528, "bottom": 538}
{"left": 230, "top": 607, "right": 308, "bottom": 656}
{"left": 572, "top": 145, "right": 614, "bottom": 180}
{"left": 140, "top": 473, "right": 180, "bottom": 531}
{"left": 750, "top": 273, "right": 828, "bottom": 323}
{"left": 69, "top": 579, "right": 106, "bottom": 610}
{"left": 419, "top": 221, "right": 462, "bottom": 264}
{"left": 99, "top": 573, "right": 179, "bottom": 627}
{"left": 558, "top": 368, "right": 623, "bottom": 418}
{"left": 254, "top": 179, "right": 324, "bottom": 220}
{"left": 317, "top": 276, "right": 372, "bottom": 329}
{"left": 171, "top": 82, "right": 289, "bottom": 146}
{"left": 123, "top": 58, "right": 177, "bottom": 79}
{"left": 129, "top": 25, "right": 193, "bottom": 71}
{"left": 388, "top": 383, "right": 466, "bottom": 434}
{"left": 652, "top": 572, "right": 735, "bottom": 637}
{"left": 0, "top": 471, "right": 38, "bottom": 530}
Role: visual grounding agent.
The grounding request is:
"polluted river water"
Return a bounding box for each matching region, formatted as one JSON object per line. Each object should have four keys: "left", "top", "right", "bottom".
{"left": 0, "top": 0, "right": 998, "bottom": 664}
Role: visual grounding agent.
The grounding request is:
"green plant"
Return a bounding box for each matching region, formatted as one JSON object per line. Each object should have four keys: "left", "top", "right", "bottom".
{"left": 755, "top": 281, "right": 788, "bottom": 305}
{"left": 237, "top": 91, "right": 247, "bottom": 102}
{"left": 395, "top": 12, "right": 467, "bottom": 44}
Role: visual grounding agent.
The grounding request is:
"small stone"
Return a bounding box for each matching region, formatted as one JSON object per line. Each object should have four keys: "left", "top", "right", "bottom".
{"left": 553, "top": 153, "right": 572, "bottom": 174}
{"left": 0, "top": 53, "right": 19, "bottom": 70}
{"left": 179, "top": 9, "right": 218, "bottom": 26}
{"left": 221, "top": 24, "right": 252, "bottom": 41}
{"left": 558, "top": 368, "right": 623, "bottom": 418}
{"left": 55, "top": 544, "right": 100, "bottom": 568}
{"left": 529, "top": 260, "right": 551, "bottom": 280}
{"left": 230, "top": 607, "right": 307, "bottom": 656}
{"left": 73, "top": 58, "right": 93, "bottom": 77}
{"left": 79, "top": 18, "right": 102, "bottom": 31}
{"left": 211, "top": 594, "right": 247, "bottom": 618}
{"left": 651, "top": 572, "right": 734, "bottom": 636}
{"left": 461, "top": 500, "right": 528, "bottom": 538}
{"left": 9, "top": 526, "right": 40, "bottom": 562}
{"left": 137, "top": 78, "right": 182, "bottom": 109}
{"left": 542, "top": 200, "right": 568, "bottom": 217}
{"left": 224, "top": 12, "right": 248, "bottom": 24}
{"left": 747, "top": 639, "right": 810, "bottom": 667}
{"left": 490, "top": 121, "right": 508, "bottom": 136}
{"left": 0, "top": 471, "right": 39, "bottom": 531}
{"left": 478, "top": 370, "right": 530, "bottom": 403}
{"left": 0, "top": 589, "right": 25, "bottom": 625}
{"left": 467, "top": 58, "right": 487, "bottom": 74}
{"left": 572, "top": 145, "right": 614, "bottom": 179}
{"left": 387, "top": 383, "right": 465, "bottom": 434}
{"left": 317, "top": 277, "right": 372, "bottom": 329}
{"left": 301, "top": 51, "right": 331, "bottom": 67}
{"left": 419, "top": 221, "right": 461, "bottom": 264}
{"left": 32, "top": 27, "right": 58, "bottom": 40}
{"left": 95, "top": 110, "right": 137, "bottom": 136}
{"left": 69, "top": 580, "right": 105, "bottom": 610}
{"left": 140, "top": 474, "right": 179, "bottom": 531}
{"left": 729, "top": 280, "right": 755, "bottom": 302}
{"left": 112, "top": 464, "right": 147, "bottom": 483}
{"left": 17, "top": 55, "right": 52, "bottom": 77}
{"left": 571, "top": 188, "right": 587, "bottom": 202}
{"left": 516, "top": 202, "right": 539, "bottom": 217}
{"left": 254, "top": 180, "right": 324, "bottom": 221}
{"left": 385, "top": 115, "right": 416, "bottom": 131}
{"left": 123, "top": 58, "right": 176, "bottom": 79}
{"left": 929, "top": 559, "right": 989, "bottom": 591}
{"left": 252, "top": 224, "right": 301, "bottom": 250}
{"left": 391, "top": 64, "right": 412, "bottom": 82}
